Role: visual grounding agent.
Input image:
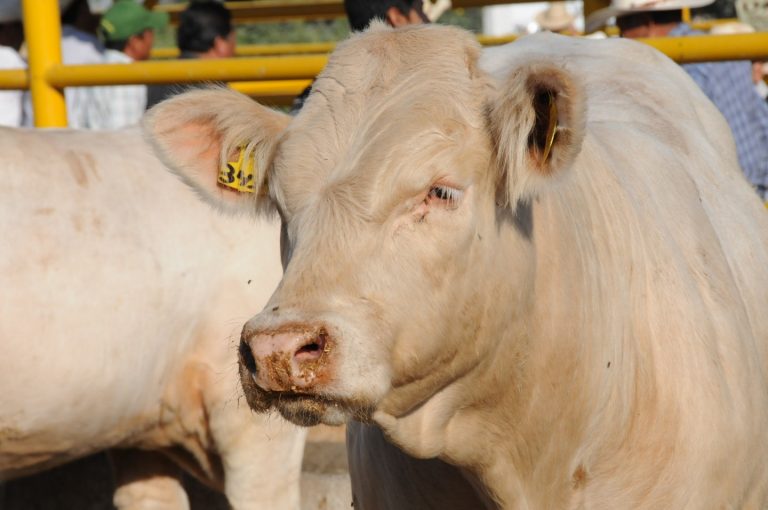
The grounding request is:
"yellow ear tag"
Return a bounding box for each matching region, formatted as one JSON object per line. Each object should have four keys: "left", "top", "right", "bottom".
{"left": 218, "top": 146, "right": 256, "bottom": 193}
{"left": 541, "top": 93, "right": 558, "bottom": 163}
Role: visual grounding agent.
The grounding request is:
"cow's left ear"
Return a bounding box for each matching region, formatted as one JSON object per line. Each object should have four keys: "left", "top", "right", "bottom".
{"left": 487, "top": 61, "right": 586, "bottom": 206}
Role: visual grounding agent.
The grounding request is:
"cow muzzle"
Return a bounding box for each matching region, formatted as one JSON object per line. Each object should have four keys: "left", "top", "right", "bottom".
{"left": 238, "top": 322, "right": 351, "bottom": 426}
{"left": 240, "top": 324, "right": 332, "bottom": 393}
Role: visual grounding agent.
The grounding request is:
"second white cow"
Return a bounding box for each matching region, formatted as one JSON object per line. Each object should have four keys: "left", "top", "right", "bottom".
{"left": 0, "top": 127, "right": 304, "bottom": 509}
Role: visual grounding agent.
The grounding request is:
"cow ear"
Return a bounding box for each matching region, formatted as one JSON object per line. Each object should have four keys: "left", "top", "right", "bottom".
{"left": 143, "top": 88, "right": 290, "bottom": 216}
{"left": 487, "top": 61, "right": 585, "bottom": 206}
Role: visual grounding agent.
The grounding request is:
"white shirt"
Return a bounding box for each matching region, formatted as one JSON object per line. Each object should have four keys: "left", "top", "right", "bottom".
{"left": 61, "top": 26, "right": 104, "bottom": 128}
{"left": 0, "top": 46, "right": 24, "bottom": 127}
{"left": 81, "top": 49, "right": 147, "bottom": 130}
{"left": 22, "top": 27, "right": 105, "bottom": 128}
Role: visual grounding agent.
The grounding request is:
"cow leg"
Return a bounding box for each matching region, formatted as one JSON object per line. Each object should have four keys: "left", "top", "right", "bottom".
{"left": 206, "top": 398, "right": 307, "bottom": 510}
{"left": 214, "top": 408, "right": 306, "bottom": 510}
{"left": 109, "top": 449, "right": 190, "bottom": 510}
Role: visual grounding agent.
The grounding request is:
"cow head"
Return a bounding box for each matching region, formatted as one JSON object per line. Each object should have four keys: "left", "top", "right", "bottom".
{"left": 144, "top": 25, "right": 585, "bottom": 434}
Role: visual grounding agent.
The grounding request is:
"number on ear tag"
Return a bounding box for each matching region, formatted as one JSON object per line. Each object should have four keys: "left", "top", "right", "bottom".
{"left": 218, "top": 146, "right": 256, "bottom": 193}
{"left": 541, "top": 93, "right": 558, "bottom": 163}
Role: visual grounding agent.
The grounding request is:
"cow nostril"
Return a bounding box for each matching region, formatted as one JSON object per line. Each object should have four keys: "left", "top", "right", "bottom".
{"left": 295, "top": 330, "right": 328, "bottom": 361}
{"left": 239, "top": 340, "right": 258, "bottom": 374}
{"left": 296, "top": 342, "right": 322, "bottom": 356}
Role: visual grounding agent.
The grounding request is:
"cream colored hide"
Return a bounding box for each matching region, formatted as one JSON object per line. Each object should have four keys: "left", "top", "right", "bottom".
{"left": 145, "top": 24, "right": 768, "bottom": 510}
{"left": 0, "top": 128, "right": 305, "bottom": 510}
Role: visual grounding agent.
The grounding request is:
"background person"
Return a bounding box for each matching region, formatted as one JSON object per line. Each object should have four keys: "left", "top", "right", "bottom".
{"left": 291, "top": 0, "right": 430, "bottom": 113}
{"left": 709, "top": 21, "right": 768, "bottom": 102}
{"left": 0, "top": 18, "right": 24, "bottom": 126}
{"left": 146, "top": 1, "right": 235, "bottom": 109}
{"left": 16, "top": 0, "right": 104, "bottom": 127}
{"left": 586, "top": 0, "right": 768, "bottom": 201}
{"left": 177, "top": 0, "right": 235, "bottom": 59}
{"left": 82, "top": 0, "right": 167, "bottom": 129}
{"left": 61, "top": 0, "right": 103, "bottom": 64}
{"left": 344, "top": 0, "right": 430, "bottom": 31}
{"left": 60, "top": 0, "right": 104, "bottom": 127}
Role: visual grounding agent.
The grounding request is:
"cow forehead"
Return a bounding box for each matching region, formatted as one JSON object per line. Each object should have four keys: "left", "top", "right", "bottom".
{"left": 272, "top": 24, "right": 488, "bottom": 218}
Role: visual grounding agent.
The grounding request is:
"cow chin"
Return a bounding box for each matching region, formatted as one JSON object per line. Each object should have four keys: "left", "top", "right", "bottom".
{"left": 238, "top": 362, "right": 374, "bottom": 427}
{"left": 275, "top": 395, "right": 349, "bottom": 427}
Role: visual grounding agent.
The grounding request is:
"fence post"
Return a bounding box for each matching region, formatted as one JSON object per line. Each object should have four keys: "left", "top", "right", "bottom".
{"left": 22, "top": 0, "right": 67, "bottom": 127}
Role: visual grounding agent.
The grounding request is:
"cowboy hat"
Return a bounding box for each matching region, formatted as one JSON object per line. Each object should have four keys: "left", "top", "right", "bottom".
{"left": 536, "top": 2, "right": 577, "bottom": 31}
{"left": 585, "top": 0, "right": 714, "bottom": 33}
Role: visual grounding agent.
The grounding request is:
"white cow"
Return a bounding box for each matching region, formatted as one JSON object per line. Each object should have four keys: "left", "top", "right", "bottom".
{"left": 145, "top": 24, "right": 768, "bottom": 509}
{"left": 0, "top": 127, "right": 305, "bottom": 509}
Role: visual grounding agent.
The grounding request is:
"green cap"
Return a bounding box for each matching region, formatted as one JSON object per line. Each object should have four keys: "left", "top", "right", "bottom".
{"left": 99, "top": 0, "right": 169, "bottom": 42}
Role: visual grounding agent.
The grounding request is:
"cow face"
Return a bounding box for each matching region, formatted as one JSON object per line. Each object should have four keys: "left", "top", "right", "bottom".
{"left": 145, "top": 24, "right": 585, "bottom": 429}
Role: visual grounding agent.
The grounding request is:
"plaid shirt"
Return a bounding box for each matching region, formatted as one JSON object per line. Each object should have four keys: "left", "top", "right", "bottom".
{"left": 671, "top": 24, "right": 768, "bottom": 194}
{"left": 82, "top": 50, "right": 147, "bottom": 130}
{"left": 61, "top": 26, "right": 104, "bottom": 129}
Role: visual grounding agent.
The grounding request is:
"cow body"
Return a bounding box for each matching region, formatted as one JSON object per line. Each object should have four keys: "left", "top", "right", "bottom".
{"left": 146, "top": 26, "right": 768, "bottom": 509}
{"left": 0, "top": 128, "right": 305, "bottom": 509}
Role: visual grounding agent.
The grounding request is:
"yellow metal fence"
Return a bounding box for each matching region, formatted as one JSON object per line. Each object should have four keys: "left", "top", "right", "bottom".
{"left": 154, "top": 0, "right": 554, "bottom": 24}
{"left": 22, "top": 0, "right": 66, "bottom": 127}
{"left": 3, "top": 0, "right": 768, "bottom": 127}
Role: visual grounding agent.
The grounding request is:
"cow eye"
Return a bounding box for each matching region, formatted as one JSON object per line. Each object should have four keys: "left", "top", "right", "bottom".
{"left": 427, "top": 185, "right": 463, "bottom": 208}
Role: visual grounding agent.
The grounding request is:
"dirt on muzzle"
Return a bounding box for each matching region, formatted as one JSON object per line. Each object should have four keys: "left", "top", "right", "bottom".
{"left": 237, "top": 360, "right": 375, "bottom": 426}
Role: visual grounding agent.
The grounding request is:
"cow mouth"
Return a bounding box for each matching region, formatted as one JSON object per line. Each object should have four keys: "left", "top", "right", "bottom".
{"left": 238, "top": 362, "right": 374, "bottom": 426}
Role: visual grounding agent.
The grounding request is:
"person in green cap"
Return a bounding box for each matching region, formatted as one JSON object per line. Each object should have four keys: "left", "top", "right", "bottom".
{"left": 82, "top": 0, "right": 168, "bottom": 129}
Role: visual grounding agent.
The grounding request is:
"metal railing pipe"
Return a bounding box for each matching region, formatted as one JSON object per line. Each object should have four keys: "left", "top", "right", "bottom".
{"left": 149, "top": 37, "right": 522, "bottom": 60}
{"left": 45, "top": 55, "right": 328, "bottom": 87}
{"left": 230, "top": 79, "right": 311, "bottom": 97}
{"left": 156, "top": 0, "right": 344, "bottom": 23}
{"left": 155, "top": 0, "right": 530, "bottom": 23}
{"left": 0, "top": 69, "right": 29, "bottom": 90}
{"left": 476, "top": 34, "right": 518, "bottom": 46}
{"left": 22, "top": 0, "right": 66, "bottom": 127}
{"left": 152, "top": 42, "right": 337, "bottom": 59}
{"left": 151, "top": 29, "right": 757, "bottom": 60}
{"left": 4, "top": 35, "right": 768, "bottom": 98}
{"left": 639, "top": 33, "right": 768, "bottom": 63}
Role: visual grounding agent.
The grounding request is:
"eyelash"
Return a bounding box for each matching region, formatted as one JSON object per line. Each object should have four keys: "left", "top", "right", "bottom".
{"left": 427, "top": 185, "right": 464, "bottom": 208}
